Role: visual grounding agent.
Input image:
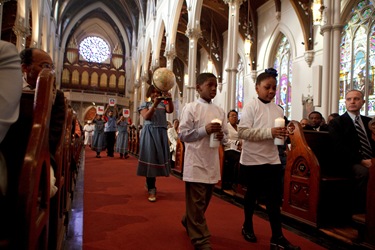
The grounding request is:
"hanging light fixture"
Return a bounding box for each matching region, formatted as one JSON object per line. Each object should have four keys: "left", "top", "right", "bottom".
{"left": 207, "top": 11, "right": 213, "bottom": 73}
{"left": 311, "top": 0, "right": 325, "bottom": 25}
{"left": 244, "top": 0, "right": 252, "bottom": 57}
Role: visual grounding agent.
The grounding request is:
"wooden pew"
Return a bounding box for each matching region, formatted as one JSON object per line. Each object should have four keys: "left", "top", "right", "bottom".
{"left": 48, "top": 98, "right": 69, "bottom": 250}
{"left": 282, "top": 121, "right": 351, "bottom": 228}
{"left": 172, "top": 139, "right": 184, "bottom": 176}
{"left": 0, "top": 69, "right": 55, "bottom": 250}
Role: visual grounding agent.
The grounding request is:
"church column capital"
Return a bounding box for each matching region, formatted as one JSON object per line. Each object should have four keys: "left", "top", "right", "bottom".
{"left": 185, "top": 28, "right": 202, "bottom": 40}
{"left": 222, "top": 0, "right": 245, "bottom": 5}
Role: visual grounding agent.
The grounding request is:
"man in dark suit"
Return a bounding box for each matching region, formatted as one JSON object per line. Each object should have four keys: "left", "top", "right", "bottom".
{"left": 329, "top": 89, "right": 374, "bottom": 213}
{"left": 305, "top": 111, "right": 329, "bottom": 131}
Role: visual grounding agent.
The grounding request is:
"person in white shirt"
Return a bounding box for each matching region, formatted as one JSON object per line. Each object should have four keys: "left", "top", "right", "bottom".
{"left": 167, "top": 118, "right": 179, "bottom": 168}
{"left": 83, "top": 120, "right": 94, "bottom": 147}
{"left": 0, "top": 40, "right": 23, "bottom": 196}
{"left": 179, "top": 73, "right": 227, "bottom": 250}
{"left": 238, "top": 68, "right": 300, "bottom": 250}
{"left": 222, "top": 110, "right": 241, "bottom": 195}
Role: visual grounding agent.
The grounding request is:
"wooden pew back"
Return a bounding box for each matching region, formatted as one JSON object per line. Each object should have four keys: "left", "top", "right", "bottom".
{"left": 0, "top": 69, "right": 55, "bottom": 249}
{"left": 282, "top": 121, "right": 351, "bottom": 228}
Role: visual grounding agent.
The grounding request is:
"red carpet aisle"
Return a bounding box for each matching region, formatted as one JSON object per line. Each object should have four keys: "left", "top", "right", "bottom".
{"left": 83, "top": 148, "right": 326, "bottom": 250}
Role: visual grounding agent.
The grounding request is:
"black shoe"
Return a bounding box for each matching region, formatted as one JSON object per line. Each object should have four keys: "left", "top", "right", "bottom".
{"left": 241, "top": 227, "right": 257, "bottom": 243}
{"left": 270, "top": 236, "right": 300, "bottom": 250}
{"left": 181, "top": 217, "right": 188, "bottom": 235}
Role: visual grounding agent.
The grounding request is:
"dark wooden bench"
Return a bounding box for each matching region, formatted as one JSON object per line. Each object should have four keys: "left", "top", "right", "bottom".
{"left": 0, "top": 69, "right": 55, "bottom": 249}
{"left": 283, "top": 120, "right": 375, "bottom": 248}
{"left": 172, "top": 139, "right": 184, "bottom": 176}
{"left": 282, "top": 121, "right": 351, "bottom": 227}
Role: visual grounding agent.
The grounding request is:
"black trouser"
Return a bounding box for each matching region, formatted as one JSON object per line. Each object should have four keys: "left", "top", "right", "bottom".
{"left": 222, "top": 150, "right": 240, "bottom": 189}
{"left": 105, "top": 131, "right": 116, "bottom": 156}
{"left": 241, "top": 164, "right": 283, "bottom": 238}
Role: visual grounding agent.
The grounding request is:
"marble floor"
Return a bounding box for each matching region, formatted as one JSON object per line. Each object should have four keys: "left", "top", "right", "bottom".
{"left": 62, "top": 150, "right": 84, "bottom": 250}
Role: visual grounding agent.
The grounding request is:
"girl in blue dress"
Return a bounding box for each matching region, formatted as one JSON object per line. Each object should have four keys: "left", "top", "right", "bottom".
{"left": 116, "top": 114, "right": 129, "bottom": 159}
{"left": 91, "top": 114, "right": 106, "bottom": 158}
{"left": 137, "top": 85, "right": 174, "bottom": 202}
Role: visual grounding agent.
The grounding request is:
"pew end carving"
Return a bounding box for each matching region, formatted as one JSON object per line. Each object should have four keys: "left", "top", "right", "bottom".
{"left": 283, "top": 121, "right": 352, "bottom": 227}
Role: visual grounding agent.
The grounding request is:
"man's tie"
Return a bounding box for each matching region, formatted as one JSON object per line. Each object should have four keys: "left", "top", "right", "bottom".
{"left": 355, "top": 115, "right": 373, "bottom": 159}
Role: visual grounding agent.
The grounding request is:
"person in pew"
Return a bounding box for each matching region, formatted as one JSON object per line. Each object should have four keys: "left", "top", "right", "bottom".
{"left": 222, "top": 109, "right": 241, "bottom": 195}
{"left": 0, "top": 40, "right": 23, "bottom": 196}
{"left": 327, "top": 112, "right": 339, "bottom": 125}
{"left": 91, "top": 114, "right": 107, "bottom": 158}
{"left": 167, "top": 118, "right": 179, "bottom": 169}
{"left": 238, "top": 68, "right": 300, "bottom": 250}
{"left": 299, "top": 118, "right": 309, "bottom": 128}
{"left": 20, "top": 47, "right": 64, "bottom": 197}
{"left": 137, "top": 85, "right": 174, "bottom": 202}
{"left": 305, "top": 111, "right": 329, "bottom": 131}
{"left": 328, "top": 89, "right": 374, "bottom": 214}
{"left": 179, "top": 73, "right": 228, "bottom": 250}
{"left": 115, "top": 114, "right": 129, "bottom": 159}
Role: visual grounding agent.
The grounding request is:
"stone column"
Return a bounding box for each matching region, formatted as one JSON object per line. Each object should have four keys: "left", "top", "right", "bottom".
{"left": 164, "top": 43, "right": 176, "bottom": 70}
{"left": 330, "top": 0, "right": 342, "bottom": 114}
{"left": 133, "top": 79, "right": 140, "bottom": 126}
{"left": 139, "top": 71, "right": 149, "bottom": 125}
{"left": 320, "top": 0, "right": 332, "bottom": 119}
{"left": 224, "top": 0, "right": 244, "bottom": 111}
{"left": 13, "top": 16, "right": 29, "bottom": 51}
{"left": 185, "top": 27, "right": 202, "bottom": 103}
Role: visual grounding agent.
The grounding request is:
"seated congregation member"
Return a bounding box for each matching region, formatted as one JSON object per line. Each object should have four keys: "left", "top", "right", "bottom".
{"left": 0, "top": 40, "right": 23, "bottom": 196}
{"left": 222, "top": 110, "right": 241, "bottom": 195}
{"left": 327, "top": 112, "right": 339, "bottom": 125}
{"left": 329, "top": 89, "right": 374, "bottom": 214}
{"left": 299, "top": 118, "right": 309, "bottom": 128}
{"left": 20, "top": 47, "right": 64, "bottom": 197}
{"left": 167, "top": 118, "right": 179, "bottom": 168}
{"left": 305, "top": 111, "right": 328, "bottom": 131}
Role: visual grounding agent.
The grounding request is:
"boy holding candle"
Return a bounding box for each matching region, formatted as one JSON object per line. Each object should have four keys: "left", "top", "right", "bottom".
{"left": 238, "top": 68, "right": 300, "bottom": 250}
{"left": 179, "top": 73, "right": 227, "bottom": 250}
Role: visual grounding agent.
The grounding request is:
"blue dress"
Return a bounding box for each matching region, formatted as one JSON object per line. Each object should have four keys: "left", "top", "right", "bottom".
{"left": 137, "top": 101, "right": 170, "bottom": 177}
{"left": 116, "top": 120, "right": 128, "bottom": 154}
{"left": 91, "top": 119, "right": 106, "bottom": 152}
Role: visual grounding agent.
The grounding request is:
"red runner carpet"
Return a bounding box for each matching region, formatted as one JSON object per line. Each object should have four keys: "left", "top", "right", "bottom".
{"left": 83, "top": 148, "right": 326, "bottom": 250}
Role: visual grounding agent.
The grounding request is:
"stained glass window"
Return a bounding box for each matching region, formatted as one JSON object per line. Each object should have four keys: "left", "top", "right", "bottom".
{"left": 79, "top": 36, "right": 110, "bottom": 63}
{"left": 273, "top": 35, "right": 292, "bottom": 120}
{"left": 235, "top": 57, "right": 244, "bottom": 114}
{"left": 339, "top": 0, "right": 375, "bottom": 115}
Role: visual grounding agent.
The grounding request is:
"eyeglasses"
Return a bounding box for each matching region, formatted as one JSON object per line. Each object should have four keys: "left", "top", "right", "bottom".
{"left": 39, "top": 62, "right": 55, "bottom": 70}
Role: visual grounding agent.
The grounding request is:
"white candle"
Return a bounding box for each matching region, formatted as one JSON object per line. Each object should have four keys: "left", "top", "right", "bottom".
{"left": 209, "top": 118, "right": 222, "bottom": 148}
{"left": 274, "top": 117, "right": 285, "bottom": 145}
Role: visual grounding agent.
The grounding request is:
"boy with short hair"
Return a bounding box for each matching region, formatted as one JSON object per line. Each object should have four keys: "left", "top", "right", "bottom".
{"left": 179, "top": 73, "right": 227, "bottom": 250}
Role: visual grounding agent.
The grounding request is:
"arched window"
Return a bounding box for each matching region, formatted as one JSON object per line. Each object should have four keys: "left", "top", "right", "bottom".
{"left": 273, "top": 34, "right": 292, "bottom": 120}
{"left": 339, "top": 0, "right": 375, "bottom": 115}
{"left": 79, "top": 36, "right": 110, "bottom": 63}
